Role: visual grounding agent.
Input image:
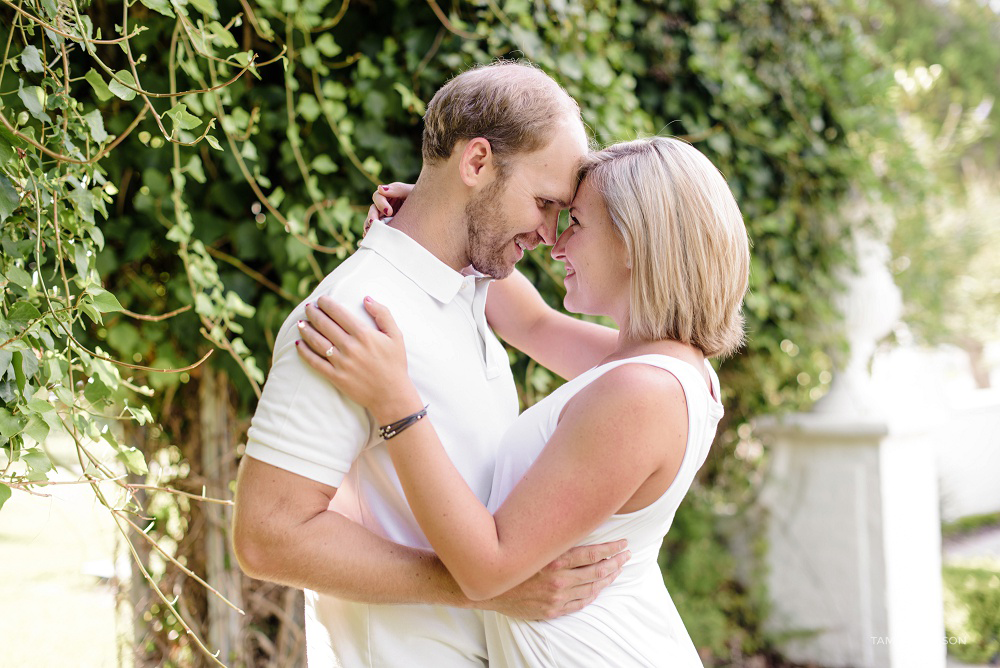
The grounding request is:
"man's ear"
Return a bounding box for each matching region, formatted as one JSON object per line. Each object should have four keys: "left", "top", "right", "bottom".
{"left": 458, "top": 137, "right": 493, "bottom": 187}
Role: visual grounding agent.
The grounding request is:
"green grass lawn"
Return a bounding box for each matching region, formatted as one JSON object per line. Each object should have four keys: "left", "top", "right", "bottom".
{"left": 943, "top": 556, "right": 1000, "bottom": 664}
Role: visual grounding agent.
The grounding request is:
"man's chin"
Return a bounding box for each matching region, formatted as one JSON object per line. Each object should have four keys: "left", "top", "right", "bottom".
{"left": 471, "top": 259, "right": 514, "bottom": 280}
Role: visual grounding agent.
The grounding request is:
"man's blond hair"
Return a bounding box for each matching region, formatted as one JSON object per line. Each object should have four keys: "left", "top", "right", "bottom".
{"left": 579, "top": 137, "right": 751, "bottom": 358}
{"left": 422, "top": 61, "right": 581, "bottom": 173}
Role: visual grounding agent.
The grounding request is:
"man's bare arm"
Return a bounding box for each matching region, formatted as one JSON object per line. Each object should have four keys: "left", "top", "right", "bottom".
{"left": 233, "top": 456, "right": 462, "bottom": 604}
{"left": 232, "top": 456, "right": 628, "bottom": 616}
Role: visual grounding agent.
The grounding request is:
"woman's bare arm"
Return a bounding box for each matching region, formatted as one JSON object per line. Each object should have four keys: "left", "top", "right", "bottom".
{"left": 486, "top": 270, "right": 618, "bottom": 380}
{"left": 296, "top": 298, "right": 681, "bottom": 601}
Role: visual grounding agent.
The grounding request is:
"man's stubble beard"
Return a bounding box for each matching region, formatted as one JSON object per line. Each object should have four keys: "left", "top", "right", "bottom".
{"left": 464, "top": 176, "right": 519, "bottom": 280}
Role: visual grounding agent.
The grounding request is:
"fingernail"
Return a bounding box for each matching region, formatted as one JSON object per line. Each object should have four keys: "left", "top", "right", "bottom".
{"left": 625, "top": 550, "right": 632, "bottom": 560}
{"left": 382, "top": 208, "right": 389, "bottom": 216}
{"left": 363, "top": 296, "right": 372, "bottom": 304}
{"left": 297, "top": 320, "right": 304, "bottom": 328}
{"left": 295, "top": 341, "right": 300, "bottom": 346}
{"left": 379, "top": 185, "right": 388, "bottom": 191}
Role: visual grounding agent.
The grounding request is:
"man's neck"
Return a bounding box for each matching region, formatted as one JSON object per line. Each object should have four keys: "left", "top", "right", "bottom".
{"left": 387, "top": 173, "right": 470, "bottom": 273}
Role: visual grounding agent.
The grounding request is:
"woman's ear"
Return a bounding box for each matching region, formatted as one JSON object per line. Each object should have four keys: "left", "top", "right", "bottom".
{"left": 459, "top": 137, "right": 493, "bottom": 187}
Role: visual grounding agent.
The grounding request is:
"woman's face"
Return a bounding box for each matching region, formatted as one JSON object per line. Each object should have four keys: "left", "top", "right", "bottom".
{"left": 551, "top": 177, "right": 631, "bottom": 322}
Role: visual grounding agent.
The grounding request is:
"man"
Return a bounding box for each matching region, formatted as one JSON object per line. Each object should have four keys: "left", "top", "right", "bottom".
{"left": 233, "top": 62, "right": 627, "bottom": 667}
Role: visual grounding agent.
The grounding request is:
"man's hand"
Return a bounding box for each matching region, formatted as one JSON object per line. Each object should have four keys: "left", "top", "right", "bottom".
{"left": 481, "top": 540, "right": 630, "bottom": 620}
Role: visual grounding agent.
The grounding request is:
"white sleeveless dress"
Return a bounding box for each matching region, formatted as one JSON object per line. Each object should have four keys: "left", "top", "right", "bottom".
{"left": 483, "top": 354, "right": 723, "bottom": 667}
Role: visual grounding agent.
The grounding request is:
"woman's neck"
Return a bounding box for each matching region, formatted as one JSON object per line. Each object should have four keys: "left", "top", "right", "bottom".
{"left": 602, "top": 336, "right": 706, "bottom": 369}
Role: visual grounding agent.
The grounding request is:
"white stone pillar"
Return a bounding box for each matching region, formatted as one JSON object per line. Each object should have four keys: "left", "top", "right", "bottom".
{"left": 756, "top": 228, "right": 944, "bottom": 667}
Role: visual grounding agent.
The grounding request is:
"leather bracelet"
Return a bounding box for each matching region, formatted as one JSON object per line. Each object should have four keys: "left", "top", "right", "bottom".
{"left": 379, "top": 405, "right": 428, "bottom": 440}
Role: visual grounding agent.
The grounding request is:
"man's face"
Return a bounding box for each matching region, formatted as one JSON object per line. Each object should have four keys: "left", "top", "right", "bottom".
{"left": 464, "top": 115, "right": 589, "bottom": 279}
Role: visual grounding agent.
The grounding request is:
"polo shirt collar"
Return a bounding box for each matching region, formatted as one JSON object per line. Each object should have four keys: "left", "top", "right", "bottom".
{"left": 359, "top": 219, "right": 470, "bottom": 303}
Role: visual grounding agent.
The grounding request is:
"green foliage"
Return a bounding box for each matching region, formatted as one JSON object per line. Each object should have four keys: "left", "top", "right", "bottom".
{"left": 943, "top": 511, "right": 1000, "bottom": 539}
{"left": 660, "top": 489, "right": 769, "bottom": 657}
{"left": 943, "top": 563, "right": 1000, "bottom": 663}
{"left": 878, "top": 0, "right": 1000, "bottom": 367}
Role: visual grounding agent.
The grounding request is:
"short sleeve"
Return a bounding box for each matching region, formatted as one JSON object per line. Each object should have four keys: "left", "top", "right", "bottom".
{"left": 244, "top": 282, "right": 378, "bottom": 488}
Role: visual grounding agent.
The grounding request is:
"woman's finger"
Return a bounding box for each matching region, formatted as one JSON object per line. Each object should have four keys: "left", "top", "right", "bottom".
{"left": 364, "top": 204, "right": 379, "bottom": 233}
{"left": 296, "top": 319, "right": 337, "bottom": 359}
{"left": 373, "top": 192, "right": 392, "bottom": 218}
{"left": 305, "top": 300, "right": 353, "bottom": 346}
{"left": 313, "top": 296, "right": 367, "bottom": 337}
{"left": 363, "top": 297, "right": 401, "bottom": 339}
{"left": 294, "top": 339, "right": 338, "bottom": 383}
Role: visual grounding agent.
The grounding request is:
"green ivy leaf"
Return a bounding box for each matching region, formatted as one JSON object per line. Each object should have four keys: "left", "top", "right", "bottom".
{"left": 20, "top": 45, "right": 44, "bottom": 73}
{"left": 68, "top": 185, "right": 96, "bottom": 223}
{"left": 7, "top": 301, "right": 42, "bottom": 324}
{"left": 84, "top": 376, "right": 111, "bottom": 403}
{"left": 108, "top": 70, "right": 137, "bottom": 101}
{"left": 311, "top": 155, "right": 337, "bottom": 174}
{"left": 163, "top": 103, "right": 203, "bottom": 135}
{"left": 314, "top": 33, "right": 341, "bottom": 58}
{"left": 117, "top": 446, "right": 148, "bottom": 475}
{"left": 3, "top": 264, "right": 32, "bottom": 289}
{"left": 11, "top": 351, "right": 26, "bottom": 394}
{"left": 24, "top": 415, "right": 49, "bottom": 444}
{"left": 206, "top": 21, "right": 237, "bottom": 48}
{"left": 392, "top": 83, "right": 426, "bottom": 115}
{"left": 205, "top": 134, "right": 223, "bottom": 151}
{"left": 138, "top": 0, "right": 175, "bottom": 17}
{"left": 0, "top": 174, "right": 20, "bottom": 222}
{"left": 0, "top": 483, "right": 10, "bottom": 512}
{"left": 187, "top": 0, "right": 219, "bottom": 18}
{"left": 74, "top": 243, "right": 89, "bottom": 280}
{"left": 0, "top": 125, "right": 23, "bottom": 167}
{"left": 88, "top": 287, "right": 124, "bottom": 313}
{"left": 22, "top": 449, "right": 53, "bottom": 476}
{"left": 17, "top": 80, "right": 50, "bottom": 122}
{"left": 84, "top": 69, "right": 114, "bottom": 101}
{"left": 83, "top": 109, "right": 109, "bottom": 143}
{"left": 0, "top": 408, "right": 27, "bottom": 438}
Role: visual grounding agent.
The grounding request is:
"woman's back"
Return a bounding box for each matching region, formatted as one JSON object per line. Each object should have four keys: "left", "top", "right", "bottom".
{"left": 485, "top": 354, "right": 722, "bottom": 667}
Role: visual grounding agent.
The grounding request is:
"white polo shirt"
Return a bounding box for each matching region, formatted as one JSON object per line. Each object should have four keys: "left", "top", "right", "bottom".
{"left": 245, "top": 219, "right": 519, "bottom": 667}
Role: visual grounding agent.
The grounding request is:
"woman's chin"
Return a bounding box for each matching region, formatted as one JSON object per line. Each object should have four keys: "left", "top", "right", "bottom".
{"left": 561, "top": 295, "right": 587, "bottom": 316}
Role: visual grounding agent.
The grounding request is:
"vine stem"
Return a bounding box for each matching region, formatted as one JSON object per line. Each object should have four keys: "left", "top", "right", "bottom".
{"left": 125, "top": 483, "right": 234, "bottom": 506}
{"left": 424, "top": 0, "right": 479, "bottom": 39}
{"left": 113, "top": 510, "right": 245, "bottom": 614}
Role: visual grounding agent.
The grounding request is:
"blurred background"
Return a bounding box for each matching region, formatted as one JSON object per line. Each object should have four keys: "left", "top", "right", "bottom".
{"left": 0, "top": 0, "right": 997, "bottom": 665}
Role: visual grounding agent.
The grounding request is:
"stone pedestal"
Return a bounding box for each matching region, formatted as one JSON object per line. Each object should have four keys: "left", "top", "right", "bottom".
{"left": 757, "top": 415, "right": 944, "bottom": 668}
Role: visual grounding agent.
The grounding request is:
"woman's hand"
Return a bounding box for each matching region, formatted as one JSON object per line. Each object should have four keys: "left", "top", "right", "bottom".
{"left": 365, "top": 182, "right": 415, "bottom": 232}
{"left": 296, "top": 296, "right": 423, "bottom": 423}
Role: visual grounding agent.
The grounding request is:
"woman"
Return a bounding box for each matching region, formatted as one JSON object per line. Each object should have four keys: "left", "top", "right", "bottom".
{"left": 297, "top": 137, "right": 750, "bottom": 666}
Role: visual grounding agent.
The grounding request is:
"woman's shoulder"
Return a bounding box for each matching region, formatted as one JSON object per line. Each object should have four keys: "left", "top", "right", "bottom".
{"left": 567, "top": 362, "right": 688, "bottom": 431}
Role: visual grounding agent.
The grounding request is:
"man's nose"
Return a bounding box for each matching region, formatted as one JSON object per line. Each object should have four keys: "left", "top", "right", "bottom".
{"left": 537, "top": 211, "right": 559, "bottom": 246}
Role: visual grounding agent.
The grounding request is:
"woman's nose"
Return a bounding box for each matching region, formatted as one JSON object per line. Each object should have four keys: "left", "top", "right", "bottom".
{"left": 551, "top": 227, "right": 570, "bottom": 261}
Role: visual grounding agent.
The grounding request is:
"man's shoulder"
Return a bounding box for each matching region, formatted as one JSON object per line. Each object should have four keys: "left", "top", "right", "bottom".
{"left": 315, "top": 248, "right": 415, "bottom": 304}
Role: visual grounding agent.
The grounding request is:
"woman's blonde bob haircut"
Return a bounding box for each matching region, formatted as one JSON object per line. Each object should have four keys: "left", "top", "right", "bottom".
{"left": 579, "top": 137, "right": 750, "bottom": 358}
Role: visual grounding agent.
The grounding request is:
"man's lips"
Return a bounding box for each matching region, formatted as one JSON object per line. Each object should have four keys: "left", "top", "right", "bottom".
{"left": 514, "top": 237, "right": 539, "bottom": 252}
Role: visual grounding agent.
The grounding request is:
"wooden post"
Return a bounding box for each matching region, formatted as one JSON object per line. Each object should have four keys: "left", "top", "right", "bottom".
{"left": 199, "top": 366, "right": 245, "bottom": 665}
